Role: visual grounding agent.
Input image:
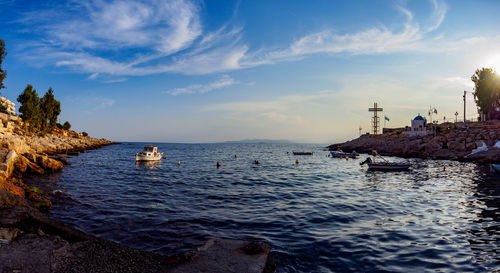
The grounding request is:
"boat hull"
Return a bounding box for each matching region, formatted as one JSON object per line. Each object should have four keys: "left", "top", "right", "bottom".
{"left": 293, "top": 152, "right": 313, "bottom": 155}
{"left": 135, "top": 154, "right": 162, "bottom": 161}
{"left": 330, "top": 151, "right": 358, "bottom": 158}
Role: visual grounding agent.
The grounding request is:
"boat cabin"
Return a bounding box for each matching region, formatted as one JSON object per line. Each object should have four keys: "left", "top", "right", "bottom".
{"left": 141, "top": 145, "right": 158, "bottom": 156}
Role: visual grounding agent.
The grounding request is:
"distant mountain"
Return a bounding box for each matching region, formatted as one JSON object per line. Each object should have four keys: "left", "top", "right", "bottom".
{"left": 221, "top": 139, "right": 293, "bottom": 144}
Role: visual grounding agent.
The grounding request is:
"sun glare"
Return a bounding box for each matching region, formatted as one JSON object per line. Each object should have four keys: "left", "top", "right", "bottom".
{"left": 481, "top": 54, "right": 500, "bottom": 71}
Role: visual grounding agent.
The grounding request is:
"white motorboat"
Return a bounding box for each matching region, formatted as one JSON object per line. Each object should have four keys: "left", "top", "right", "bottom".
{"left": 136, "top": 145, "right": 163, "bottom": 161}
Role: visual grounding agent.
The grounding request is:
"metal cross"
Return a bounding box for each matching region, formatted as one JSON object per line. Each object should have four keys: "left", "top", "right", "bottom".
{"left": 368, "top": 102, "right": 383, "bottom": 135}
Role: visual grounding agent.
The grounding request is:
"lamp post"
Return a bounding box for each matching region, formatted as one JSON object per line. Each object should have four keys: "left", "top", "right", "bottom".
{"left": 463, "top": 91, "right": 466, "bottom": 123}
{"left": 454, "top": 111, "right": 458, "bottom": 123}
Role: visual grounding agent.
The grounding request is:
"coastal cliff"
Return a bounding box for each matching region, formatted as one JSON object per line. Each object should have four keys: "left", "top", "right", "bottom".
{"left": 329, "top": 120, "right": 500, "bottom": 163}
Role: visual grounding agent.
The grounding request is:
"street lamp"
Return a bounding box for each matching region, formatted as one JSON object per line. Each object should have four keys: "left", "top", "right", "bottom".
{"left": 463, "top": 91, "right": 466, "bottom": 123}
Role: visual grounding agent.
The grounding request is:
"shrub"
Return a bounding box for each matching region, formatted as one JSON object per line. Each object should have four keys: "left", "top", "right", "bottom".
{"left": 0, "top": 102, "right": 7, "bottom": 114}
{"left": 62, "top": 121, "right": 71, "bottom": 130}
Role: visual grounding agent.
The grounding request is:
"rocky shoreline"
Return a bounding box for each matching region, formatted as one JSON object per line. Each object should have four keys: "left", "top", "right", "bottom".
{"left": 0, "top": 125, "right": 274, "bottom": 272}
{"left": 328, "top": 120, "right": 500, "bottom": 163}
{"left": 0, "top": 126, "right": 116, "bottom": 209}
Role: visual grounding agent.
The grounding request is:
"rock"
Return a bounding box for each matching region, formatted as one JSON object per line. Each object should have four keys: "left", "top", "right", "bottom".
{"left": 168, "top": 238, "right": 272, "bottom": 273}
{"left": 0, "top": 207, "right": 31, "bottom": 225}
{"left": 0, "top": 150, "right": 18, "bottom": 178}
{"left": 14, "top": 155, "right": 44, "bottom": 175}
{"left": 0, "top": 189, "right": 32, "bottom": 208}
{"left": 466, "top": 142, "right": 476, "bottom": 151}
{"left": 464, "top": 148, "right": 500, "bottom": 162}
{"left": 26, "top": 191, "right": 52, "bottom": 210}
{"left": 447, "top": 141, "right": 465, "bottom": 151}
{"left": 0, "top": 228, "right": 21, "bottom": 242}
{"left": 0, "top": 179, "right": 25, "bottom": 198}
{"left": 36, "top": 155, "right": 63, "bottom": 173}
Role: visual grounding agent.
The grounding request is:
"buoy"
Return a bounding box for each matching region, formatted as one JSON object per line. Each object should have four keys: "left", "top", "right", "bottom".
{"left": 345, "top": 156, "right": 349, "bottom": 160}
{"left": 295, "top": 159, "right": 299, "bottom": 164}
{"left": 217, "top": 161, "right": 221, "bottom": 168}
{"left": 177, "top": 161, "right": 181, "bottom": 165}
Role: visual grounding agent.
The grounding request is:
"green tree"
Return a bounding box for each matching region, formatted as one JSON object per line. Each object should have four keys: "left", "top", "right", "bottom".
{"left": 0, "top": 39, "right": 6, "bottom": 91}
{"left": 472, "top": 68, "right": 500, "bottom": 119}
{"left": 40, "top": 87, "right": 61, "bottom": 131}
{"left": 62, "top": 121, "right": 71, "bottom": 130}
{"left": 17, "top": 84, "right": 42, "bottom": 130}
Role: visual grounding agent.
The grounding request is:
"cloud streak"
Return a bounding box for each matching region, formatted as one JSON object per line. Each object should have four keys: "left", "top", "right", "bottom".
{"left": 16, "top": 0, "right": 452, "bottom": 78}
{"left": 166, "top": 75, "right": 237, "bottom": 95}
{"left": 243, "top": 0, "right": 447, "bottom": 65}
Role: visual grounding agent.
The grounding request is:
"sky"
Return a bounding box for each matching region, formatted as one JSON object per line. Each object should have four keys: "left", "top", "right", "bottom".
{"left": 1, "top": 0, "right": 500, "bottom": 143}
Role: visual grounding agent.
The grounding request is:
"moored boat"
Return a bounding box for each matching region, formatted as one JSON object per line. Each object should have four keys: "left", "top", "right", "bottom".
{"left": 136, "top": 145, "right": 163, "bottom": 161}
{"left": 293, "top": 151, "right": 313, "bottom": 155}
{"left": 360, "top": 157, "right": 411, "bottom": 171}
{"left": 330, "top": 150, "right": 358, "bottom": 158}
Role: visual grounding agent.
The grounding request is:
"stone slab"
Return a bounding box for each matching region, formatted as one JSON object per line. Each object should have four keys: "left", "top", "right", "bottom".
{"left": 169, "top": 238, "right": 272, "bottom": 273}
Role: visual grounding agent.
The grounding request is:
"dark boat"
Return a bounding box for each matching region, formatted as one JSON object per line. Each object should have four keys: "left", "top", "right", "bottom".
{"left": 292, "top": 151, "right": 313, "bottom": 155}
{"left": 330, "top": 151, "right": 358, "bottom": 158}
{"left": 360, "top": 157, "right": 411, "bottom": 171}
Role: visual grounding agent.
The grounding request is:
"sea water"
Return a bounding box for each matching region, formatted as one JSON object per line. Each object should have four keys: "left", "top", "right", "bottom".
{"left": 25, "top": 143, "right": 500, "bottom": 272}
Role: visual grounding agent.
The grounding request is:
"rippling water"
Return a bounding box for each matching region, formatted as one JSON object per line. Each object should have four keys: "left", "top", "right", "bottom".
{"left": 25, "top": 143, "right": 500, "bottom": 272}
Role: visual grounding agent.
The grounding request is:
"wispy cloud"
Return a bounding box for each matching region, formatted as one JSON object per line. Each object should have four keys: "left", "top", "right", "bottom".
{"left": 242, "top": 0, "right": 448, "bottom": 65}
{"left": 165, "top": 75, "right": 237, "bottom": 95}
{"left": 67, "top": 96, "right": 116, "bottom": 113}
{"left": 201, "top": 91, "right": 338, "bottom": 125}
{"left": 16, "top": 0, "right": 451, "bottom": 78}
{"left": 427, "top": 0, "right": 447, "bottom": 32}
{"left": 42, "top": 0, "right": 200, "bottom": 54}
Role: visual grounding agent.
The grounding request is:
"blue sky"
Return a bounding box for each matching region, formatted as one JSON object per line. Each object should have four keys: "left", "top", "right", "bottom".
{"left": 1, "top": 0, "right": 499, "bottom": 143}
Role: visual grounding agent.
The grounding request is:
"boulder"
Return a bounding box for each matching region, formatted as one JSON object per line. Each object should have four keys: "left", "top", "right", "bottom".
{"left": 0, "top": 228, "right": 21, "bottom": 242}
{"left": 26, "top": 190, "right": 52, "bottom": 210}
{"left": 464, "top": 148, "right": 500, "bottom": 162}
{"left": 36, "top": 155, "right": 63, "bottom": 173}
{"left": 0, "top": 189, "right": 32, "bottom": 207}
{"left": 0, "top": 150, "right": 18, "bottom": 178}
{"left": 14, "top": 155, "right": 44, "bottom": 175}
{"left": 447, "top": 141, "right": 465, "bottom": 151}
